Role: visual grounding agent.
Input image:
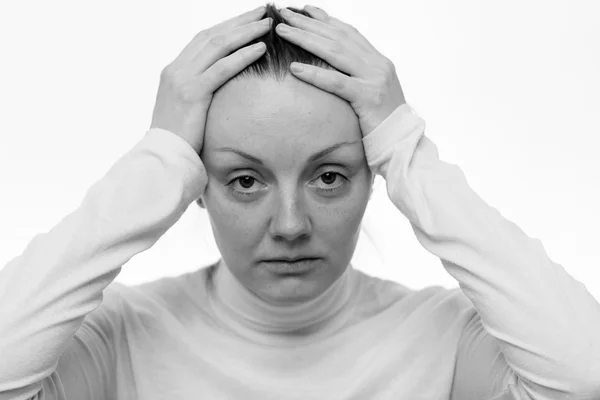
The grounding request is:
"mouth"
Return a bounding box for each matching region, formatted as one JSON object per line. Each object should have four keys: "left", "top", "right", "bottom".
{"left": 262, "top": 258, "right": 320, "bottom": 275}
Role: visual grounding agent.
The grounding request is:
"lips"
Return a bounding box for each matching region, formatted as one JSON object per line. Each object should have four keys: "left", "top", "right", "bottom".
{"left": 263, "top": 258, "right": 320, "bottom": 274}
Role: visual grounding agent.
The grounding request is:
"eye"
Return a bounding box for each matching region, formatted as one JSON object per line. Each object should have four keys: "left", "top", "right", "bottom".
{"left": 227, "top": 171, "right": 349, "bottom": 197}
{"left": 313, "top": 172, "right": 347, "bottom": 193}
{"left": 228, "top": 175, "right": 261, "bottom": 197}
{"left": 234, "top": 176, "right": 256, "bottom": 189}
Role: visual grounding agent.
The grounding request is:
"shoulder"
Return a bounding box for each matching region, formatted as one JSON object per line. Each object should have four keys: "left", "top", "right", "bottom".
{"left": 354, "top": 269, "right": 476, "bottom": 327}
{"left": 91, "top": 263, "right": 216, "bottom": 329}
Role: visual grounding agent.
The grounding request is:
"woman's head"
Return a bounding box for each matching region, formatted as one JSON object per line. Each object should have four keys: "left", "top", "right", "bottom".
{"left": 198, "top": 3, "right": 375, "bottom": 306}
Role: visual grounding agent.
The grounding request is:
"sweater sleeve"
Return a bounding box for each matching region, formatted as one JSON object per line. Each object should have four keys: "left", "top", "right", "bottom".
{"left": 362, "top": 103, "right": 600, "bottom": 399}
{"left": 0, "top": 128, "right": 207, "bottom": 400}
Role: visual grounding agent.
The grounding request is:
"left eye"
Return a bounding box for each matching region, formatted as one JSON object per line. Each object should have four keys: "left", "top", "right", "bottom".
{"left": 318, "top": 172, "right": 342, "bottom": 186}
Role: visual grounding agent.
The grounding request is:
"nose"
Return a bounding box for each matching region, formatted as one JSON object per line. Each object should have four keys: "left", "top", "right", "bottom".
{"left": 270, "top": 188, "right": 311, "bottom": 241}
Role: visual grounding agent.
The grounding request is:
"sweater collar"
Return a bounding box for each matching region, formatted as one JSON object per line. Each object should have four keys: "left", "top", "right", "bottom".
{"left": 209, "top": 259, "right": 357, "bottom": 337}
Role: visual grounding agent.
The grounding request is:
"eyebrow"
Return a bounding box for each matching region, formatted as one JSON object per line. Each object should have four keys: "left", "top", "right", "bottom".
{"left": 215, "top": 141, "right": 361, "bottom": 165}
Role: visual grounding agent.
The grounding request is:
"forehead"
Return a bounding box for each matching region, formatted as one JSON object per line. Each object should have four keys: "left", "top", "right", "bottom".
{"left": 204, "top": 75, "right": 361, "bottom": 152}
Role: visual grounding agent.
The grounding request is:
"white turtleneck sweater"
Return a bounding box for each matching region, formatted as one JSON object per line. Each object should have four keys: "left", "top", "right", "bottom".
{"left": 0, "top": 103, "right": 599, "bottom": 400}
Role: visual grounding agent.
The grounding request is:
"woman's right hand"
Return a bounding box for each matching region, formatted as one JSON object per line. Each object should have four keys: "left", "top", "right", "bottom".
{"left": 150, "top": 5, "right": 271, "bottom": 155}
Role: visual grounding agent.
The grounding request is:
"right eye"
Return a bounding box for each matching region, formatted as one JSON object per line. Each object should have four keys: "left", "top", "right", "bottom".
{"left": 227, "top": 175, "right": 264, "bottom": 196}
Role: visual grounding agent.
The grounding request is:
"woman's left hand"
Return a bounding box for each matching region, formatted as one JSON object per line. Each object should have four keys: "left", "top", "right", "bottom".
{"left": 276, "top": 5, "right": 407, "bottom": 138}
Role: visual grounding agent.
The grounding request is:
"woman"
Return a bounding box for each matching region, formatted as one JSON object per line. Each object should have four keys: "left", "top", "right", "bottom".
{"left": 0, "top": 3, "right": 598, "bottom": 399}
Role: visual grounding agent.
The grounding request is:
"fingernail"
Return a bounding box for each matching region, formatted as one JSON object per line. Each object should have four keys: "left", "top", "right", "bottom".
{"left": 290, "top": 63, "right": 303, "bottom": 73}
{"left": 305, "top": 4, "right": 327, "bottom": 15}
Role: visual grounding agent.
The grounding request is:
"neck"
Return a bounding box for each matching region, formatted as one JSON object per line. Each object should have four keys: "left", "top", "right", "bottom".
{"left": 208, "top": 259, "right": 358, "bottom": 339}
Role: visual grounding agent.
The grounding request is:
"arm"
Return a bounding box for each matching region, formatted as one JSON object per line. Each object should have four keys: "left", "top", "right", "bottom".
{"left": 362, "top": 103, "right": 600, "bottom": 399}
{"left": 35, "top": 283, "right": 126, "bottom": 400}
{"left": 0, "top": 128, "right": 207, "bottom": 400}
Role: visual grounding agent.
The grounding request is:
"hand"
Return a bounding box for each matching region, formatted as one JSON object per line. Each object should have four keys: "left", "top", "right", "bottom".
{"left": 150, "top": 6, "right": 272, "bottom": 154}
{"left": 275, "top": 5, "right": 406, "bottom": 137}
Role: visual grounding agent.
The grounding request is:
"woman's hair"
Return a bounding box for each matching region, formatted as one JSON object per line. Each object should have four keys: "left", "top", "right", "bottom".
{"left": 229, "top": 2, "right": 347, "bottom": 83}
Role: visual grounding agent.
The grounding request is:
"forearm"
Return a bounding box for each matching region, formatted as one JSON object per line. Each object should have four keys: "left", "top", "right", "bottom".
{"left": 0, "top": 127, "right": 206, "bottom": 396}
{"left": 362, "top": 104, "right": 600, "bottom": 396}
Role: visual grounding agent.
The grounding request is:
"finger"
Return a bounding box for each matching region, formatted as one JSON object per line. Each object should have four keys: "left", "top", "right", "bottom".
{"left": 198, "top": 42, "right": 267, "bottom": 95}
{"left": 179, "top": 6, "right": 267, "bottom": 59}
{"left": 280, "top": 8, "right": 339, "bottom": 42}
{"left": 209, "top": 5, "right": 267, "bottom": 35}
{"left": 195, "top": 18, "right": 271, "bottom": 73}
{"left": 303, "top": 5, "right": 377, "bottom": 52}
{"left": 289, "top": 63, "right": 360, "bottom": 103}
{"left": 275, "top": 23, "right": 364, "bottom": 76}
{"left": 302, "top": 4, "right": 329, "bottom": 20}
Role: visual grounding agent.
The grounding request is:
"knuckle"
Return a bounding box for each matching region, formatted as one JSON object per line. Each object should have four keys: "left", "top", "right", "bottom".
{"left": 160, "top": 65, "right": 173, "bottom": 80}
{"left": 382, "top": 57, "right": 395, "bottom": 73}
{"left": 161, "top": 64, "right": 182, "bottom": 85}
{"left": 195, "top": 29, "right": 210, "bottom": 41}
{"left": 334, "top": 27, "right": 349, "bottom": 40}
{"left": 304, "top": 66, "right": 316, "bottom": 80}
{"left": 214, "top": 60, "right": 234, "bottom": 81}
{"left": 208, "top": 33, "right": 226, "bottom": 47}
{"left": 329, "top": 41, "right": 344, "bottom": 54}
{"left": 332, "top": 75, "right": 345, "bottom": 91}
{"left": 223, "top": 63, "right": 236, "bottom": 78}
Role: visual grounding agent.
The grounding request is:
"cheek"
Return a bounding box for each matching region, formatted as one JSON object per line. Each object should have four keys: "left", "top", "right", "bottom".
{"left": 203, "top": 179, "right": 256, "bottom": 244}
{"left": 324, "top": 207, "right": 364, "bottom": 241}
{"left": 318, "top": 189, "right": 369, "bottom": 244}
{"left": 208, "top": 200, "right": 261, "bottom": 252}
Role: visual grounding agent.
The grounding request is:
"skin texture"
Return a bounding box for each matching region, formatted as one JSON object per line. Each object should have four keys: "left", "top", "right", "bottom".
{"left": 198, "top": 73, "right": 375, "bottom": 306}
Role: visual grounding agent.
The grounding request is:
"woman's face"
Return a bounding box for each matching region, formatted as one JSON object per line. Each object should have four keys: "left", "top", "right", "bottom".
{"left": 199, "top": 73, "right": 374, "bottom": 306}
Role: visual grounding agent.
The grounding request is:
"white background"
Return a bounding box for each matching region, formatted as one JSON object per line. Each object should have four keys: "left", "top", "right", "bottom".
{"left": 0, "top": 0, "right": 598, "bottom": 301}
